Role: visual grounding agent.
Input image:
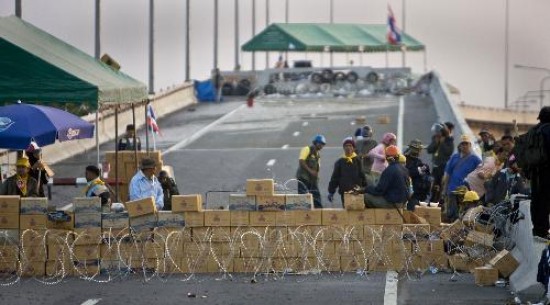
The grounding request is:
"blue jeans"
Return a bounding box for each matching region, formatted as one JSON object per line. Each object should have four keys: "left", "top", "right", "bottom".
{"left": 297, "top": 179, "right": 322, "bottom": 208}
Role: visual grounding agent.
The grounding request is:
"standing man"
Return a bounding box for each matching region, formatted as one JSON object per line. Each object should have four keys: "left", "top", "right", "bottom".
{"left": 478, "top": 128, "right": 496, "bottom": 159}
{"left": 426, "top": 123, "right": 454, "bottom": 203}
{"left": 442, "top": 135, "right": 482, "bottom": 222}
{"left": 524, "top": 107, "right": 550, "bottom": 239}
{"left": 296, "top": 135, "right": 326, "bottom": 209}
{"left": 355, "top": 125, "right": 378, "bottom": 185}
{"left": 404, "top": 139, "right": 431, "bottom": 210}
{"left": 0, "top": 157, "right": 39, "bottom": 197}
{"left": 129, "top": 158, "right": 164, "bottom": 210}
{"left": 158, "top": 170, "right": 180, "bottom": 211}
{"left": 328, "top": 137, "right": 366, "bottom": 206}
{"left": 84, "top": 165, "right": 111, "bottom": 210}
{"left": 25, "top": 142, "right": 51, "bottom": 197}
{"left": 118, "top": 124, "right": 142, "bottom": 151}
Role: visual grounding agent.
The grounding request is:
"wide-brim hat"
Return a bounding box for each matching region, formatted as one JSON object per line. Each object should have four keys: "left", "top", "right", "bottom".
{"left": 407, "top": 139, "right": 423, "bottom": 149}
{"left": 16, "top": 157, "right": 31, "bottom": 168}
{"left": 140, "top": 158, "right": 156, "bottom": 170}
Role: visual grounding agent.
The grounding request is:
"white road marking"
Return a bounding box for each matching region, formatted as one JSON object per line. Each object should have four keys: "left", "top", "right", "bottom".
{"left": 397, "top": 96, "right": 405, "bottom": 150}
{"left": 266, "top": 159, "right": 277, "bottom": 167}
{"left": 302, "top": 121, "right": 309, "bottom": 127}
{"left": 281, "top": 144, "right": 289, "bottom": 149}
{"left": 292, "top": 131, "right": 300, "bottom": 137}
{"left": 350, "top": 121, "right": 356, "bottom": 125}
{"left": 81, "top": 299, "right": 102, "bottom": 305}
{"left": 384, "top": 271, "right": 399, "bottom": 305}
{"left": 162, "top": 104, "right": 245, "bottom": 155}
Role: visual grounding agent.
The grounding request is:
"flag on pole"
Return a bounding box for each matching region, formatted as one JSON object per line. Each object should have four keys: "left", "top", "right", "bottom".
{"left": 146, "top": 104, "right": 161, "bottom": 135}
{"left": 387, "top": 5, "right": 401, "bottom": 45}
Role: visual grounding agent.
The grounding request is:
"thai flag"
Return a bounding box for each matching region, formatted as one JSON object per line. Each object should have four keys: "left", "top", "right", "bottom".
{"left": 387, "top": 5, "right": 401, "bottom": 45}
{"left": 146, "top": 104, "right": 161, "bottom": 135}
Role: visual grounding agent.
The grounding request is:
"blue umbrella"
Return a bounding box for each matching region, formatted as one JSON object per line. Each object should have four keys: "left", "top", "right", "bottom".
{"left": 0, "top": 103, "right": 95, "bottom": 149}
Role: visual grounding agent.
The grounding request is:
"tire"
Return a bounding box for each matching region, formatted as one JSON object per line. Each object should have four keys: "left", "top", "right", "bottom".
{"left": 334, "top": 72, "right": 346, "bottom": 82}
{"left": 238, "top": 79, "right": 251, "bottom": 88}
{"left": 221, "top": 83, "right": 234, "bottom": 96}
{"left": 346, "top": 71, "right": 359, "bottom": 83}
{"left": 366, "top": 72, "right": 379, "bottom": 84}
{"left": 264, "top": 84, "right": 277, "bottom": 95}
{"left": 311, "top": 72, "right": 323, "bottom": 84}
{"left": 322, "top": 69, "right": 334, "bottom": 83}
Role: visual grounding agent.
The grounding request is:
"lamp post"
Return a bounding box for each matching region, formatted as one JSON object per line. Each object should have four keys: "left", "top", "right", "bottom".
{"left": 95, "top": 0, "right": 101, "bottom": 59}
{"left": 514, "top": 64, "right": 550, "bottom": 109}
{"left": 15, "top": 0, "right": 22, "bottom": 18}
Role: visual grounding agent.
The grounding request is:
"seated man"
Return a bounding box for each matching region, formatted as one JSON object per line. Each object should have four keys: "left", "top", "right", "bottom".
{"left": 118, "top": 124, "right": 142, "bottom": 151}
{"left": 364, "top": 145, "right": 410, "bottom": 208}
{"left": 129, "top": 158, "right": 164, "bottom": 210}
{"left": 84, "top": 165, "right": 111, "bottom": 209}
{"left": 0, "top": 157, "right": 39, "bottom": 197}
{"left": 158, "top": 170, "right": 180, "bottom": 211}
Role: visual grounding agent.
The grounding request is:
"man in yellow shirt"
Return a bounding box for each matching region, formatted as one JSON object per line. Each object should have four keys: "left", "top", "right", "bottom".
{"left": 296, "top": 134, "right": 326, "bottom": 208}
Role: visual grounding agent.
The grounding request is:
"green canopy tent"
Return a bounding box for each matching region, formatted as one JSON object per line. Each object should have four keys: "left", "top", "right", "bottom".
{"left": 0, "top": 16, "right": 149, "bottom": 200}
{"left": 242, "top": 23, "right": 426, "bottom": 67}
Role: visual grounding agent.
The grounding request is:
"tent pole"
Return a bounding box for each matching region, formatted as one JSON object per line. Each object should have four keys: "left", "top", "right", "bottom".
{"left": 423, "top": 48, "right": 428, "bottom": 73}
{"left": 114, "top": 106, "right": 120, "bottom": 202}
{"left": 145, "top": 100, "right": 150, "bottom": 154}
{"left": 95, "top": 109, "right": 100, "bottom": 169}
{"left": 132, "top": 104, "right": 138, "bottom": 171}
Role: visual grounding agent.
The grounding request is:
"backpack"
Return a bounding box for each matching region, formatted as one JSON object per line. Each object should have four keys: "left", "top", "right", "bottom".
{"left": 514, "top": 123, "right": 549, "bottom": 177}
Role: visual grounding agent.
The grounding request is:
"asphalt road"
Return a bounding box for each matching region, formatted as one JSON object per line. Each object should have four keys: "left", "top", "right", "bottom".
{"left": 30, "top": 95, "right": 516, "bottom": 305}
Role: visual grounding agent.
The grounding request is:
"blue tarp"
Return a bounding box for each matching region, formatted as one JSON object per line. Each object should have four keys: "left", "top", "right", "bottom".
{"left": 194, "top": 80, "right": 217, "bottom": 102}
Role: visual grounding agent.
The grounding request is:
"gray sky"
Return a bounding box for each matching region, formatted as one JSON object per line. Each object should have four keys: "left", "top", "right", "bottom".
{"left": 1, "top": 0, "right": 549, "bottom": 109}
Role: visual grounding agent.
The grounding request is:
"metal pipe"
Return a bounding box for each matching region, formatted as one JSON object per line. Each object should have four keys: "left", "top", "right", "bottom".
{"left": 504, "top": 0, "right": 510, "bottom": 109}
{"left": 214, "top": 0, "right": 219, "bottom": 70}
{"left": 15, "top": 0, "right": 21, "bottom": 18}
{"left": 114, "top": 106, "right": 119, "bottom": 202}
{"left": 401, "top": 0, "right": 406, "bottom": 68}
{"left": 265, "top": 0, "right": 270, "bottom": 69}
{"left": 285, "top": 0, "right": 289, "bottom": 23}
{"left": 185, "top": 0, "right": 191, "bottom": 81}
{"left": 145, "top": 100, "right": 150, "bottom": 152}
{"left": 252, "top": 0, "right": 256, "bottom": 71}
{"left": 329, "top": 0, "right": 333, "bottom": 67}
{"left": 149, "top": 0, "right": 155, "bottom": 94}
{"left": 540, "top": 76, "right": 550, "bottom": 108}
{"left": 235, "top": 0, "right": 240, "bottom": 70}
{"left": 95, "top": 110, "right": 100, "bottom": 168}
{"left": 132, "top": 104, "right": 138, "bottom": 171}
{"left": 94, "top": 0, "right": 101, "bottom": 59}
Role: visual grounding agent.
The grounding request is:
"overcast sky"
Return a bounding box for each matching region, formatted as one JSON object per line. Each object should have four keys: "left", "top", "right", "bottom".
{"left": 1, "top": 0, "right": 549, "bottom": 110}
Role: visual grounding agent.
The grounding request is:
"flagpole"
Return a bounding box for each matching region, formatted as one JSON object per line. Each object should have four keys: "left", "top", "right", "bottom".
{"left": 152, "top": 127, "right": 157, "bottom": 151}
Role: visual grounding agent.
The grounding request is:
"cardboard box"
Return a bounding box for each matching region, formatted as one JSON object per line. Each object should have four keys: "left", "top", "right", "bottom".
{"left": 322, "top": 209, "right": 348, "bottom": 226}
{"left": 101, "top": 212, "right": 130, "bottom": 229}
{"left": 256, "top": 195, "right": 286, "bottom": 211}
{"left": 474, "top": 222, "right": 495, "bottom": 234}
{"left": 249, "top": 211, "right": 277, "bottom": 226}
{"left": 0, "top": 245, "right": 19, "bottom": 261}
{"left": 20, "top": 214, "right": 48, "bottom": 229}
{"left": 465, "top": 231, "right": 494, "bottom": 248}
{"left": 293, "top": 210, "right": 322, "bottom": 226}
{"left": 73, "top": 197, "right": 102, "bottom": 214}
{"left": 413, "top": 206, "right": 441, "bottom": 226}
{"left": 183, "top": 212, "right": 204, "bottom": 227}
{"left": 463, "top": 206, "right": 484, "bottom": 226}
{"left": 402, "top": 224, "right": 431, "bottom": 237}
{"left": 0, "top": 196, "right": 20, "bottom": 213}
{"left": 233, "top": 258, "right": 260, "bottom": 273}
{"left": 207, "top": 256, "right": 234, "bottom": 273}
{"left": 489, "top": 250, "right": 519, "bottom": 278}
{"left": 0, "top": 213, "right": 19, "bottom": 229}
{"left": 153, "top": 227, "right": 192, "bottom": 244}
{"left": 20, "top": 261, "right": 45, "bottom": 277}
{"left": 172, "top": 194, "right": 203, "bottom": 212}
{"left": 73, "top": 228, "right": 103, "bottom": 245}
{"left": 246, "top": 179, "right": 275, "bottom": 196}
{"left": 341, "top": 256, "right": 366, "bottom": 272}
{"left": 125, "top": 197, "right": 156, "bottom": 218}
{"left": 285, "top": 194, "right": 313, "bottom": 211}
{"left": 46, "top": 260, "right": 74, "bottom": 277}
{"left": 230, "top": 211, "right": 250, "bottom": 226}
{"left": 47, "top": 212, "right": 74, "bottom": 230}
{"left": 46, "top": 229, "right": 74, "bottom": 244}
{"left": 129, "top": 213, "right": 158, "bottom": 232}
{"left": 374, "top": 209, "right": 404, "bottom": 225}
{"left": 0, "top": 261, "right": 18, "bottom": 274}
{"left": 73, "top": 245, "right": 100, "bottom": 260}
{"left": 20, "top": 229, "right": 46, "bottom": 246}
{"left": 275, "top": 211, "right": 295, "bottom": 226}
{"left": 0, "top": 229, "right": 20, "bottom": 242}
{"left": 20, "top": 246, "right": 47, "bottom": 262}
{"left": 47, "top": 242, "right": 71, "bottom": 260}
{"left": 228, "top": 194, "right": 256, "bottom": 211}
{"left": 343, "top": 193, "right": 365, "bottom": 211}
{"left": 143, "top": 241, "right": 165, "bottom": 259}
{"left": 474, "top": 266, "right": 498, "bottom": 286}
{"left": 157, "top": 211, "right": 185, "bottom": 227}
{"left": 20, "top": 197, "right": 48, "bottom": 214}
{"left": 75, "top": 213, "right": 102, "bottom": 228}
{"left": 448, "top": 253, "right": 484, "bottom": 273}
{"left": 204, "top": 210, "right": 231, "bottom": 227}
{"left": 347, "top": 210, "right": 375, "bottom": 225}
{"left": 73, "top": 260, "right": 100, "bottom": 277}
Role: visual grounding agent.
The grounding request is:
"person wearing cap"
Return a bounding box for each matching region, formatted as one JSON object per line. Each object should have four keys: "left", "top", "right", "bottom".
{"left": 129, "top": 158, "right": 164, "bottom": 210}
{"left": 158, "top": 170, "right": 180, "bottom": 211}
{"left": 442, "top": 134, "right": 482, "bottom": 222}
{"left": 328, "top": 137, "right": 366, "bottom": 206}
{"left": 522, "top": 106, "right": 550, "bottom": 238}
{"left": 118, "top": 124, "right": 142, "bottom": 151}
{"left": 484, "top": 153, "right": 529, "bottom": 206}
{"left": 84, "top": 165, "right": 111, "bottom": 209}
{"left": 477, "top": 128, "right": 496, "bottom": 159}
{"left": 296, "top": 135, "right": 326, "bottom": 208}
{"left": 404, "top": 139, "right": 431, "bottom": 210}
{"left": 364, "top": 145, "right": 410, "bottom": 208}
{"left": 369, "top": 132, "right": 397, "bottom": 174}
{"left": 460, "top": 190, "right": 481, "bottom": 215}
{"left": 0, "top": 157, "right": 39, "bottom": 197}
{"left": 426, "top": 123, "right": 454, "bottom": 203}
{"left": 25, "top": 142, "right": 51, "bottom": 197}
{"left": 464, "top": 147, "right": 507, "bottom": 200}
{"left": 355, "top": 125, "right": 379, "bottom": 185}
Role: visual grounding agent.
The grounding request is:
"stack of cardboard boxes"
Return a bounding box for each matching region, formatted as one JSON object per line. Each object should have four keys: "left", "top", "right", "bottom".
{"left": 105, "top": 151, "right": 163, "bottom": 201}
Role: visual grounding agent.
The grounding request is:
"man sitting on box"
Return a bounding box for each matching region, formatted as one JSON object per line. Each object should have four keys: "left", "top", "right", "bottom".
{"left": 84, "top": 165, "right": 111, "bottom": 208}
{"left": 0, "top": 157, "right": 39, "bottom": 197}
{"left": 363, "top": 145, "right": 410, "bottom": 208}
{"left": 129, "top": 158, "right": 164, "bottom": 210}
{"left": 118, "top": 124, "right": 142, "bottom": 151}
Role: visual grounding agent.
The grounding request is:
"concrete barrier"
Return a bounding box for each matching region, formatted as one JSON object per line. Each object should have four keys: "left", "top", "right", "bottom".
{"left": 0, "top": 82, "right": 196, "bottom": 171}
